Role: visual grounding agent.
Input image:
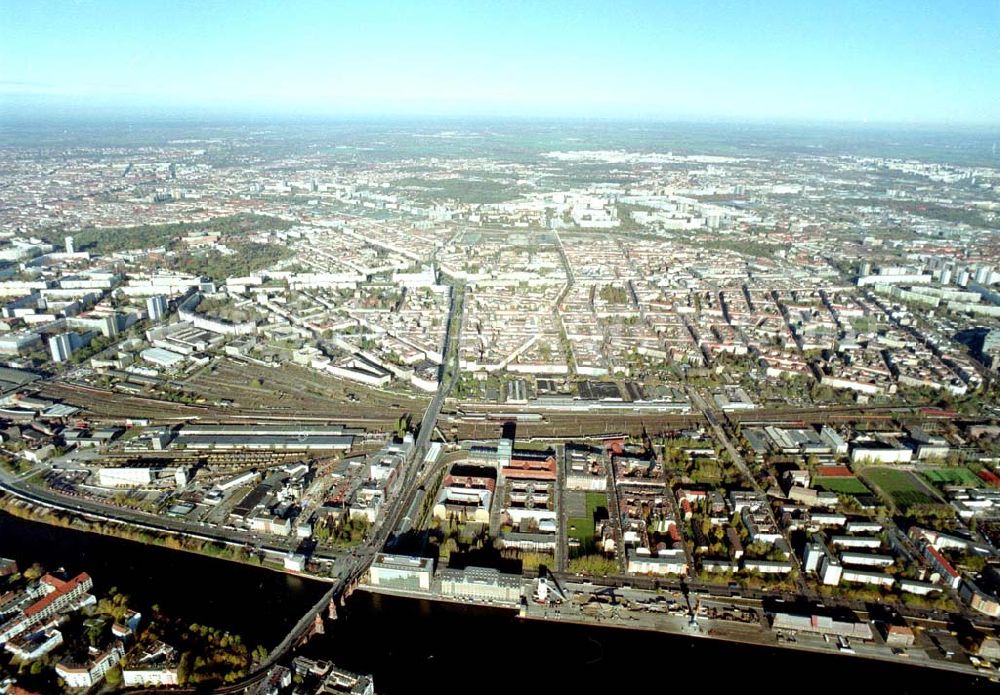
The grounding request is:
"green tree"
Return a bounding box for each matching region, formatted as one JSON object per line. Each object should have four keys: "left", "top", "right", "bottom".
{"left": 105, "top": 665, "right": 122, "bottom": 686}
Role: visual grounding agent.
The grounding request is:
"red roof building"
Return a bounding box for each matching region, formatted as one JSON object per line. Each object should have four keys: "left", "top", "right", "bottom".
{"left": 502, "top": 456, "right": 557, "bottom": 481}
{"left": 25, "top": 573, "right": 93, "bottom": 619}
{"left": 0, "top": 572, "right": 93, "bottom": 644}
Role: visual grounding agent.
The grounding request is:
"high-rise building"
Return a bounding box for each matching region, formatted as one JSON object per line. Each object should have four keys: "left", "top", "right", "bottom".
{"left": 48, "top": 333, "right": 73, "bottom": 362}
{"left": 819, "top": 553, "right": 842, "bottom": 586}
{"left": 104, "top": 316, "right": 119, "bottom": 338}
{"left": 803, "top": 541, "right": 825, "bottom": 573}
{"left": 64, "top": 236, "right": 74, "bottom": 254}
{"left": 983, "top": 329, "right": 1000, "bottom": 370}
{"left": 146, "top": 295, "right": 168, "bottom": 322}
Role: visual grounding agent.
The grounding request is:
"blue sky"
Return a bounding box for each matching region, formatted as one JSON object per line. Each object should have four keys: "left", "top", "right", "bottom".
{"left": 1, "top": 0, "right": 998, "bottom": 124}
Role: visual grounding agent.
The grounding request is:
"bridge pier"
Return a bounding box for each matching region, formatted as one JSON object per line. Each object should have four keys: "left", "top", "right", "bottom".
{"left": 293, "top": 612, "right": 326, "bottom": 649}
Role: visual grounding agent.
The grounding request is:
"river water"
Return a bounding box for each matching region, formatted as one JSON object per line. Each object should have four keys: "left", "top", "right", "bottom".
{"left": 0, "top": 512, "right": 327, "bottom": 650}
{"left": 0, "top": 512, "right": 991, "bottom": 693}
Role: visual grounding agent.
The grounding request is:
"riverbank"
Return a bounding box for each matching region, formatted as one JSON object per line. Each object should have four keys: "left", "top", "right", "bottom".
{"left": 357, "top": 582, "right": 993, "bottom": 682}
{"left": 0, "top": 488, "right": 335, "bottom": 582}
{"left": 519, "top": 599, "right": 991, "bottom": 681}
{"left": 303, "top": 591, "right": 995, "bottom": 694}
{"left": 356, "top": 582, "right": 521, "bottom": 609}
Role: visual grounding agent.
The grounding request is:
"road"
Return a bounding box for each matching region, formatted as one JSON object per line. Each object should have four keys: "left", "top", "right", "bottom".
{"left": 555, "top": 445, "right": 568, "bottom": 572}
{"left": 687, "top": 386, "right": 806, "bottom": 585}
{"left": 392, "top": 283, "right": 464, "bottom": 525}
{"left": 233, "top": 278, "right": 467, "bottom": 684}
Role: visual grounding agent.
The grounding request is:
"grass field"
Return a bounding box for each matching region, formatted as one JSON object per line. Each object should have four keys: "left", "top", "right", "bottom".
{"left": 814, "top": 476, "right": 870, "bottom": 495}
{"left": 921, "top": 467, "right": 982, "bottom": 487}
{"left": 567, "top": 515, "right": 595, "bottom": 543}
{"left": 567, "top": 492, "right": 608, "bottom": 543}
{"left": 863, "top": 468, "right": 937, "bottom": 511}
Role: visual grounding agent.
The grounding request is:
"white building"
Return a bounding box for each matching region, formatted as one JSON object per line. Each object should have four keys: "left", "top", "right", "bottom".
{"left": 439, "top": 566, "right": 521, "bottom": 604}
{"left": 98, "top": 467, "right": 153, "bottom": 488}
{"left": 56, "top": 641, "right": 125, "bottom": 688}
{"left": 215, "top": 470, "right": 259, "bottom": 492}
{"left": 819, "top": 427, "right": 849, "bottom": 455}
{"left": 121, "top": 640, "right": 179, "bottom": 687}
{"left": 840, "top": 552, "right": 895, "bottom": 567}
{"left": 772, "top": 612, "right": 873, "bottom": 640}
{"left": 830, "top": 535, "right": 882, "bottom": 549}
{"left": 284, "top": 553, "right": 306, "bottom": 572}
{"left": 3, "top": 628, "right": 63, "bottom": 660}
{"left": 743, "top": 559, "right": 794, "bottom": 574}
{"left": 819, "top": 554, "right": 843, "bottom": 586}
{"left": 368, "top": 554, "right": 433, "bottom": 591}
{"left": 803, "top": 542, "right": 825, "bottom": 573}
{"left": 851, "top": 442, "right": 913, "bottom": 464}
{"left": 140, "top": 346, "right": 187, "bottom": 370}
{"left": 845, "top": 521, "right": 883, "bottom": 534}
{"left": 899, "top": 579, "right": 941, "bottom": 596}
{"left": 317, "top": 667, "right": 374, "bottom": 695}
{"left": 122, "top": 666, "right": 179, "bottom": 688}
{"left": 48, "top": 333, "right": 74, "bottom": 362}
{"left": 841, "top": 568, "right": 895, "bottom": 587}
{"left": 627, "top": 549, "right": 688, "bottom": 576}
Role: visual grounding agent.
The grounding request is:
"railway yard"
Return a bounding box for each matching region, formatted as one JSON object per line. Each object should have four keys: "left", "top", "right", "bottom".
{"left": 36, "top": 360, "right": 427, "bottom": 427}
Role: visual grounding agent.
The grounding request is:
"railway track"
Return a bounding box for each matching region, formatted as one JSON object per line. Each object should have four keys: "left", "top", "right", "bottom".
{"left": 37, "top": 380, "right": 403, "bottom": 425}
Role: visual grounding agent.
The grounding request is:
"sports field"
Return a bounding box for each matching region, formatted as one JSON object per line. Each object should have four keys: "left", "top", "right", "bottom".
{"left": 863, "top": 468, "right": 938, "bottom": 511}
{"left": 920, "top": 467, "right": 981, "bottom": 487}
{"left": 814, "top": 475, "right": 870, "bottom": 495}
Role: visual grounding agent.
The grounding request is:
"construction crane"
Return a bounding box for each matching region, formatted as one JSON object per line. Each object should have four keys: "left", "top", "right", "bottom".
{"left": 688, "top": 594, "right": 702, "bottom": 630}
{"left": 534, "top": 566, "right": 567, "bottom": 604}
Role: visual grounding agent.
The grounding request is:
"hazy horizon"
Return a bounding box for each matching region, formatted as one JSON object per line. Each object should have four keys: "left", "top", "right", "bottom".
{"left": 1, "top": 103, "right": 999, "bottom": 134}
{"left": 2, "top": 0, "right": 999, "bottom": 127}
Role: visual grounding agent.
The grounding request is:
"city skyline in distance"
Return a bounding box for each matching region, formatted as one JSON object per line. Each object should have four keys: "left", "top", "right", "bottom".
{"left": 1, "top": 0, "right": 999, "bottom": 126}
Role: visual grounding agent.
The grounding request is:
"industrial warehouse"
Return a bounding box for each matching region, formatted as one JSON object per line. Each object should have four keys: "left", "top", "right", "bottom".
{"left": 171, "top": 424, "right": 360, "bottom": 451}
